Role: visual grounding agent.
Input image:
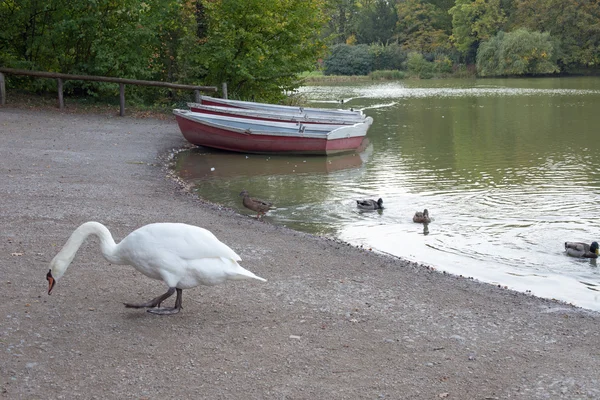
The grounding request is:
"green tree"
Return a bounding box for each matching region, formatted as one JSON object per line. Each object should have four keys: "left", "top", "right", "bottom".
{"left": 513, "top": 0, "right": 600, "bottom": 69}
{"left": 354, "top": 0, "right": 398, "bottom": 44}
{"left": 395, "top": 0, "right": 452, "bottom": 53}
{"left": 476, "top": 28, "right": 559, "bottom": 76}
{"left": 0, "top": 0, "right": 198, "bottom": 96}
{"left": 198, "top": 0, "right": 326, "bottom": 102}
{"left": 322, "top": 0, "right": 360, "bottom": 44}
{"left": 449, "top": 0, "right": 507, "bottom": 58}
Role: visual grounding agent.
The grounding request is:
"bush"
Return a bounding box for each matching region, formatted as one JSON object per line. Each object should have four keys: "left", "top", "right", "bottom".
{"left": 434, "top": 55, "right": 453, "bottom": 74}
{"left": 406, "top": 52, "right": 434, "bottom": 78}
{"left": 323, "top": 44, "right": 374, "bottom": 76}
{"left": 370, "top": 43, "right": 408, "bottom": 71}
{"left": 369, "top": 70, "right": 406, "bottom": 80}
{"left": 477, "top": 29, "right": 559, "bottom": 76}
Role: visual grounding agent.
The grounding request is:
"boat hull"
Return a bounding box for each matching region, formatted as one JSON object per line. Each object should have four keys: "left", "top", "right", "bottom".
{"left": 174, "top": 110, "right": 370, "bottom": 155}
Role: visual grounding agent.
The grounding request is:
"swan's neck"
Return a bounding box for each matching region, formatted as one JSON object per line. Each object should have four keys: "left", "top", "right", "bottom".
{"left": 50, "top": 221, "right": 121, "bottom": 279}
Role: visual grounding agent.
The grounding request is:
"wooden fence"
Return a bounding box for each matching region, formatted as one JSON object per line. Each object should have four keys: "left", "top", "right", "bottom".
{"left": 0, "top": 67, "right": 218, "bottom": 116}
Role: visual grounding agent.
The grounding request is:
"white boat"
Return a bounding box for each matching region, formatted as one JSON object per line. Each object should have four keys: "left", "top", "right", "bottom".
{"left": 187, "top": 103, "right": 365, "bottom": 125}
{"left": 194, "top": 95, "right": 365, "bottom": 120}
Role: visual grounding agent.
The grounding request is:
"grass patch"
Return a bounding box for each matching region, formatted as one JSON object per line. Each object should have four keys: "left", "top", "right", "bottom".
{"left": 369, "top": 70, "right": 406, "bottom": 80}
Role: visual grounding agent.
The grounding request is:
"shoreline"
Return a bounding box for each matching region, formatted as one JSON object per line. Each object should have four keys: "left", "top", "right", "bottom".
{"left": 2, "top": 106, "right": 599, "bottom": 399}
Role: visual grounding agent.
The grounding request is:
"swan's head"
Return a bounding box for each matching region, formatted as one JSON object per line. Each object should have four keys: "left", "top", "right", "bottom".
{"left": 377, "top": 198, "right": 384, "bottom": 207}
{"left": 47, "top": 255, "right": 69, "bottom": 294}
{"left": 591, "top": 242, "right": 599, "bottom": 255}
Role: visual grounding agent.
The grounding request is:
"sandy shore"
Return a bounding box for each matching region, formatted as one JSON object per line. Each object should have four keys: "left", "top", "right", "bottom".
{"left": 1, "top": 107, "right": 599, "bottom": 399}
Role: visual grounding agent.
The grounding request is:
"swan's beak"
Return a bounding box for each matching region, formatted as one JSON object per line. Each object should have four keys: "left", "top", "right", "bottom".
{"left": 46, "top": 270, "right": 56, "bottom": 295}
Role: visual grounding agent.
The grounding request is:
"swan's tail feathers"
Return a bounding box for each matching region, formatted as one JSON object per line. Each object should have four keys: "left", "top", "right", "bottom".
{"left": 236, "top": 268, "right": 267, "bottom": 282}
{"left": 222, "top": 257, "right": 267, "bottom": 282}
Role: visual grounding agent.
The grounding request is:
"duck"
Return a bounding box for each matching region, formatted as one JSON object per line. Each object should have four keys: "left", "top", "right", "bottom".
{"left": 46, "top": 222, "right": 267, "bottom": 315}
{"left": 240, "top": 190, "right": 273, "bottom": 219}
{"left": 564, "top": 241, "right": 599, "bottom": 258}
{"left": 356, "top": 198, "right": 384, "bottom": 210}
{"left": 413, "top": 209, "right": 431, "bottom": 223}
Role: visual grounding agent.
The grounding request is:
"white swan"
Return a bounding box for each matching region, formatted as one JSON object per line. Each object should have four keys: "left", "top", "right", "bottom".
{"left": 46, "top": 221, "right": 267, "bottom": 315}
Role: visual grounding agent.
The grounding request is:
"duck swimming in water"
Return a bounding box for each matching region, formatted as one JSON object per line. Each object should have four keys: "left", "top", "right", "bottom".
{"left": 356, "top": 198, "right": 384, "bottom": 210}
{"left": 565, "top": 241, "right": 599, "bottom": 258}
{"left": 413, "top": 209, "right": 431, "bottom": 223}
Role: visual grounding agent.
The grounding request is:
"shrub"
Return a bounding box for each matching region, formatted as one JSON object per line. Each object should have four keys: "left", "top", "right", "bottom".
{"left": 323, "top": 44, "right": 374, "bottom": 76}
{"left": 406, "top": 52, "right": 434, "bottom": 78}
{"left": 477, "top": 29, "right": 559, "bottom": 76}
{"left": 370, "top": 43, "right": 408, "bottom": 71}
{"left": 369, "top": 70, "right": 406, "bottom": 80}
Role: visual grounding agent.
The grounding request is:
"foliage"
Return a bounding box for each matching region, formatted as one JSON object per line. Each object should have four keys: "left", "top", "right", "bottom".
{"left": 477, "top": 29, "right": 559, "bottom": 76}
{"left": 512, "top": 0, "right": 600, "bottom": 69}
{"left": 406, "top": 52, "right": 434, "bottom": 78}
{"left": 370, "top": 43, "right": 408, "bottom": 71}
{"left": 434, "top": 55, "right": 454, "bottom": 74}
{"left": 449, "top": 0, "right": 507, "bottom": 58}
{"left": 354, "top": 0, "right": 398, "bottom": 44}
{"left": 0, "top": 0, "right": 200, "bottom": 98}
{"left": 197, "top": 0, "right": 327, "bottom": 102}
{"left": 0, "top": 0, "right": 326, "bottom": 103}
{"left": 323, "top": 44, "right": 374, "bottom": 75}
{"left": 369, "top": 69, "right": 406, "bottom": 80}
{"left": 395, "top": 0, "right": 452, "bottom": 53}
{"left": 321, "top": 0, "right": 360, "bottom": 44}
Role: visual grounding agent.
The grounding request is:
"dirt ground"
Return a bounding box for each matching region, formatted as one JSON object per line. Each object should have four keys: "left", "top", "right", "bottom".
{"left": 1, "top": 106, "right": 599, "bottom": 399}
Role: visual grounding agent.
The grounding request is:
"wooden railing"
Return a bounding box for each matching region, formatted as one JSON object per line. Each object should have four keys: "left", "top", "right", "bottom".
{"left": 0, "top": 67, "right": 218, "bottom": 116}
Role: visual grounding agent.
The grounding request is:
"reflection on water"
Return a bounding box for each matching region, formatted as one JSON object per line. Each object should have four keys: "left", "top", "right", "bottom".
{"left": 174, "top": 77, "right": 600, "bottom": 311}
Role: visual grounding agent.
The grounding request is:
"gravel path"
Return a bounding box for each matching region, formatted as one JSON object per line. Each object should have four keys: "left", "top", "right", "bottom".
{"left": 1, "top": 107, "right": 599, "bottom": 399}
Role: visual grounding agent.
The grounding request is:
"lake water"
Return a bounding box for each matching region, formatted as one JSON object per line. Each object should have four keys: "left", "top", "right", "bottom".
{"left": 174, "top": 77, "right": 600, "bottom": 311}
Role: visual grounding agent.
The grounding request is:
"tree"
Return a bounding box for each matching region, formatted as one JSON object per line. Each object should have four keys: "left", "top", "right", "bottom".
{"left": 476, "top": 28, "right": 559, "bottom": 76}
{"left": 395, "top": 0, "right": 452, "bottom": 53}
{"left": 449, "top": 0, "right": 507, "bottom": 59}
{"left": 513, "top": 0, "right": 600, "bottom": 69}
{"left": 198, "top": 0, "right": 327, "bottom": 102}
{"left": 354, "top": 0, "right": 398, "bottom": 44}
{"left": 322, "top": 0, "right": 360, "bottom": 44}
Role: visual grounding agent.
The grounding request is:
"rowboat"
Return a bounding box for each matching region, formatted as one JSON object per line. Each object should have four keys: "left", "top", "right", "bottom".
{"left": 193, "top": 95, "right": 365, "bottom": 120}
{"left": 173, "top": 109, "right": 373, "bottom": 155}
{"left": 187, "top": 103, "right": 365, "bottom": 125}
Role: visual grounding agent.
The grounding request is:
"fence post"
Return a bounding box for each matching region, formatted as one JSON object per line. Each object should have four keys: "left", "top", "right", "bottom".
{"left": 57, "top": 78, "right": 64, "bottom": 109}
{"left": 0, "top": 72, "right": 5, "bottom": 105}
{"left": 222, "top": 82, "right": 228, "bottom": 99}
{"left": 194, "top": 89, "right": 200, "bottom": 103}
{"left": 119, "top": 83, "right": 125, "bottom": 116}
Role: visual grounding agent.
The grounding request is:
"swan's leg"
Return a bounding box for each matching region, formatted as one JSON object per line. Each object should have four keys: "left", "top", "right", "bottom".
{"left": 123, "top": 287, "right": 175, "bottom": 309}
{"left": 147, "top": 288, "right": 183, "bottom": 315}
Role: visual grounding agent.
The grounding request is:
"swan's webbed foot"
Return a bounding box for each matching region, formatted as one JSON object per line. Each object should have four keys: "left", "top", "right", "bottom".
{"left": 124, "top": 287, "right": 175, "bottom": 309}
{"left": 146, "top": 288, "right": 183, "bottom": 316}
{"left": 147, "top": 306, "right": 181, "bottom": 315}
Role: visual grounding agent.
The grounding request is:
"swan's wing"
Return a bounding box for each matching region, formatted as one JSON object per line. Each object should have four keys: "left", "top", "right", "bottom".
{"left": 125, "top": 223, "right": 241, "bottom": 262}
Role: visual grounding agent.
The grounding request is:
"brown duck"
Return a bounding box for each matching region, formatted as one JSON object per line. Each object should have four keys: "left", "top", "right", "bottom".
{"left": 413, "top": 209, "right": 431, "bottom": 223}
{"left": 240, "top": 190, "right": 273, "bottom": 219}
